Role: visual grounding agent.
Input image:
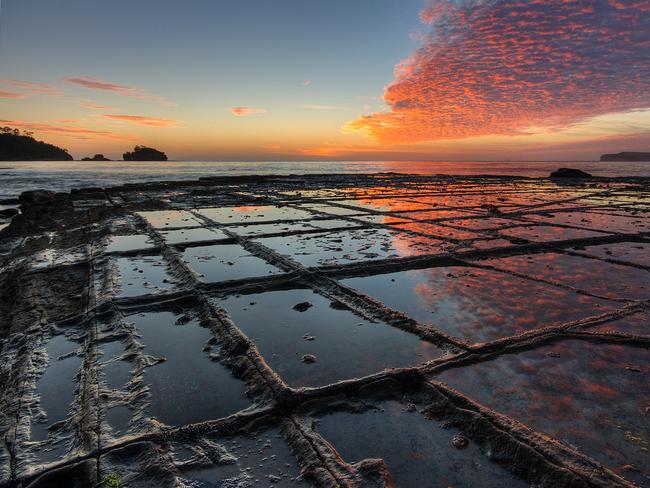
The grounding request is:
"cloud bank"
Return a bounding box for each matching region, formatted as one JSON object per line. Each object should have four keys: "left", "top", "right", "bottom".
{"left": 0, "top": 120, "right": 134, "bottom": 140}
{"left": 64, "top": 76, "right": 169, "bottom": 105}
{"left": 101, "top": 114, "right": 180, "bottom": 127}
{"left": 0, "top": 79, "right": 62, "bottom": 97}
{"left": 0, "top": 90, "right": 26, "bottom": 99}
{"left": 347, "top": 0, "right": 650, "bottom": 144}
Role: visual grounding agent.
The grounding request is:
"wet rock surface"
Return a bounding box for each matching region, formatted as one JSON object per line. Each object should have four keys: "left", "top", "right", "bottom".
{"left": 550, "top": 168, "right": 593, "bottom": 178}
{"left": 0, "top": 172, "right": 648, "bottom": 487}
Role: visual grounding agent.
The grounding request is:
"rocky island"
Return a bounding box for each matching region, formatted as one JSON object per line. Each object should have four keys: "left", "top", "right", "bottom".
{"left": 0, "top": 127, "right": 73, "bottom": 161}
{"left": 81, "top": 154, "right": 111, "bottom": 161}
{"left": 123, "top": 145, "right": 168, "bottom": 161}
{"left": 600, "top": 151, "right": 650, "bottom": 161}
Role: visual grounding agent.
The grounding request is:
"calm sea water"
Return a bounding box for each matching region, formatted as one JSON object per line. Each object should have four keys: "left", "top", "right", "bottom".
{"left": 0, "top": 160, "right": 648, "bottom": 200}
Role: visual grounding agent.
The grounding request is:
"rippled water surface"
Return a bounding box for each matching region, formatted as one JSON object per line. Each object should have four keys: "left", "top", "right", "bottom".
{"left": 1, "top": 159, "right": 648, "bottom": 199}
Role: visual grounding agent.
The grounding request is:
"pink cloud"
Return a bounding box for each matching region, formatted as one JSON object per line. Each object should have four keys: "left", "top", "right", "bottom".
{"left": 0, "top": 119, "right": 135, "bottom": 140}
{"left": 348, "top": 0, "right": 650, "bottom": 144}
{"left": 0, "top": 79, "right": 62, "bottom": 96}
{"left": 0, "top": 90, "right": 27, "bottom": 99}
{"left": 101, "top": 114, "right": 180, "bottom": 127}
{"left": 303, "top": 80, "right": 312, "bottom": 86}
{"left": 227, "top": 107, "right": 266, "bottom": 116}
{"left": 64, "top": 76, "right": 170, "bottom": 105}
{"left": 81, "top": 102, "right": 115, "bottom": 110}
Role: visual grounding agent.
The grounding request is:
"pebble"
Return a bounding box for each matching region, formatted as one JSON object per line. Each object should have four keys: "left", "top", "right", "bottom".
{"left": 451, "top": 434, "right": 469, "bottom": 449}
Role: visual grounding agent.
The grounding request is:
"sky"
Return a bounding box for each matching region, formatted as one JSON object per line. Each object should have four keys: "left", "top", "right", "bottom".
{"left": 0, "top": 0, "right": 649, "bottom": 161}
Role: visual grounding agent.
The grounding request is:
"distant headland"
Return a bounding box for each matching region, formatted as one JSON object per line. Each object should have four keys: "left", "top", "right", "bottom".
{"left": 600, "top": 152, "right": 650, "bottom": 162}
{"left": 0, "top": 127, "right": 73, "bottom": 161}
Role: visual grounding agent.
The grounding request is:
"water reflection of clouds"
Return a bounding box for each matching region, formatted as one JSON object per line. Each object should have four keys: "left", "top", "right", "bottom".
{"left": 438, "top": 339, "right": 649, "bottom": 485}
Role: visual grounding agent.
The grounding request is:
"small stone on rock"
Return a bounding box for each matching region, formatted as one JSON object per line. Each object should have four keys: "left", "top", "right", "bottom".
{"left": 451, "top": 434, "right": 469, "bottom": 449}
{"left": 293, "top": 302, "right": 313, "bottom": 312}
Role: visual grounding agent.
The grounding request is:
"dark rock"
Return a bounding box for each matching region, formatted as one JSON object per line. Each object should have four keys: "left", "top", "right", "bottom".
{"left": 450, "top": 434, "right": 469, "bottom": 449}
{"left": 301, "top": 354, "right": 317, "bottom": 363}
{"left": 550, "top": 168, "right": 592, "bottom": 178}
{"left": 123, "top": 145, "right": 168, "bottom": 161}
{"left": 0, "top": 198, "right": 20, "bottom": 205}
{"left": 0, "top": 208, "right": 19, "bottom": 218}
{"left": 508, "top": 238, "right": 529, "bottom": 245}
{"left": 480, "top": 204, "right": 501, "bottom": 214}
{"left": 329, "top": 300, "right": 348, "bottom": 310}
{"left": 19, "top": 190, "right": 57, "bottom": 205}
{"left": 81, "top": 154, "right": 111, "bottom": 161}
{"left": 292, "top": 302, "right": 313, "bottom": 312}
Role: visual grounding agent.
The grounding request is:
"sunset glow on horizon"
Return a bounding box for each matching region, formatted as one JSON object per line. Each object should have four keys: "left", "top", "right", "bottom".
{"left": 1, "top": 0, "right": 649, "bottom": 161}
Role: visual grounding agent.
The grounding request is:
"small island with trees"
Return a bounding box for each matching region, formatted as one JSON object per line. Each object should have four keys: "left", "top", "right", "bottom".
{"left": 600, "top": 152, "right": 650, "bottom": 162}
{"left": 81, "top": 154, "right": 111, "bottom": 161}
{"left": 0, "top": 127, "right": 73, "bottom": 161}
{"left": 123, "top": 145, "right": 168, "bottom": 161}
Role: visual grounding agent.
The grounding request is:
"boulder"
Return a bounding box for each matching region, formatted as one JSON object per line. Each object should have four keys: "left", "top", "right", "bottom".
{"left": 19, "top": 189, "right": 57, "bottom": 205}
{"left": 550, "top": 168, "right": 592, "bottom": 178}
{"left": 0, "top": 208, "right": 19, "bottom": 218}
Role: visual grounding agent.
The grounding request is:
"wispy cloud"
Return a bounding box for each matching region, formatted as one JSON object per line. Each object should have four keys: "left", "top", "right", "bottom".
{"left": 0, "top": 90, "right": 27, "bottom": 99}
{"left": 303, "top": 80, "right": 312, "bottom": 87}
{"left": 296, "top": 104, "right": 344, "bottom": 110}
{"left": 262, "top": 143, "right": 281, "bottom": 150}
{"left": 101, "top": 114, "right": 180, "bottom": 127}
{"left": 0, "top": 119, "right": 135, "bottom": 140}
{"left": 227, "top": 107, "right": 266, "bottom": 116}
{"left": 0, "top": 79, "right": 62, "bottom": 97}
{"left": 348, "top": 0, "right": 650, "bottom": 144}
{"left": 81, "top": 102, "right": 116, "bottom": 110}
{"left": 64, "top": 76, "right": 170, "bottom": 105}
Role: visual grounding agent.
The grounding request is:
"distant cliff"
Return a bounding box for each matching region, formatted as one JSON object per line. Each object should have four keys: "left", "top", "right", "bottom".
{"left": 600, "top": 152, "right": 650, "bottom": 162}
{"left": 123, "top": 145, "right": 168, "bottom": 161}
{"left": 0, "top": 127, "right": 73, "bottom": 161}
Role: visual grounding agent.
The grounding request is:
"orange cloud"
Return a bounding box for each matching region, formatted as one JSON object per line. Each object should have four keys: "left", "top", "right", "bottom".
{"left": 300, "top": 146, "right": 339, "bottom": 157}
{"left": 0, "top": 79, "right": 62, "bottom": 96}
{"left": 227, "top": 107, "right": 266, "bottom": 116}
{"left": 262, "top": 143, "right": 281, "bottom": 150}
{"left": 298, "top": 143, "right": 385, "bottom": 158}
{"left": 0, "top": 119, "right": 135, "bottom": 140}
{"left": 101, "top": 114, "right": 180, "bottom": 127}
{"left": 0, "top": 90, "right": 26, "bottom": 99}
{"left": 348, "top": 0, "right": 650, "bottom": 144}
{"left": 64, "top": 76, "right": 169, "bottom": 105}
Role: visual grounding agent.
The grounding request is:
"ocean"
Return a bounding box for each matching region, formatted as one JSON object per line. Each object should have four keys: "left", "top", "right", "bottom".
{"left": 0, "top": 160, "right": 648, "bottom": 201}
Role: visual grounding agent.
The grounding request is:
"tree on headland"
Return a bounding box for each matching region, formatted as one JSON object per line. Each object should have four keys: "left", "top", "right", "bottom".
{"left": 123, "top": 145, "right": 168, "bottom": 161}
{"left": 0, "top": 126, "right": 73, "bottom": 161}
